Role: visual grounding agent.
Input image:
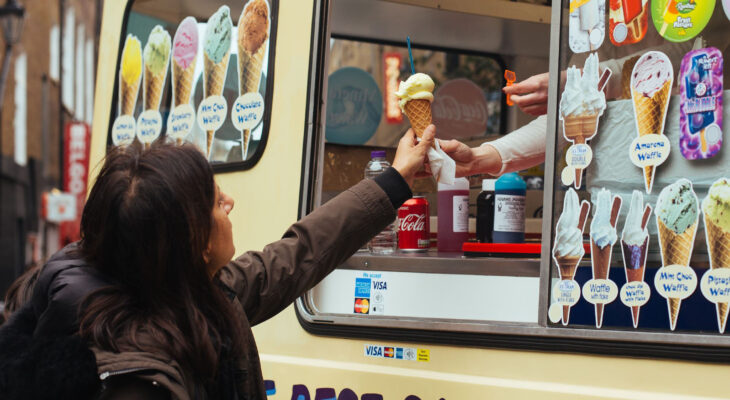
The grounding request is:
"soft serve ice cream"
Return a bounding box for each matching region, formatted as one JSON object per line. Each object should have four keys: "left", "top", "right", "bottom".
{"left": 621, "top": 190, "right": 651, "bottom": 327}
{"left": 589, "top": 188, "right": 621, "bottom": 328}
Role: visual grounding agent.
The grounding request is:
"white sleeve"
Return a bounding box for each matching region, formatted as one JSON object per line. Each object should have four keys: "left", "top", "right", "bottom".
{"left": 485, "top": 115, "right": 548, "bottom": 175}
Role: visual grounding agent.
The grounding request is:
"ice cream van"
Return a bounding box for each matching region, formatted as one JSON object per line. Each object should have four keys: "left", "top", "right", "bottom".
{"left": 92, "top": 0, "right": 730, "bottom": 398}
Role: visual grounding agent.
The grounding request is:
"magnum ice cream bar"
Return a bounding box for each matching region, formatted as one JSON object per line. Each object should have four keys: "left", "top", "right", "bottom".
{"left": 679, "top": 47, "right": 723, "bottom": 160}
{"left": 589, "top": 188, "right": 622, "bottom": 328}
{"left": 569, "top": 0, "right": 606, "bottom": 53}
{"left": 119, "top": 34, "right": 142, "bottom": 116}
{"left": 609, "top": 0, "right": 648, "bottom": 45}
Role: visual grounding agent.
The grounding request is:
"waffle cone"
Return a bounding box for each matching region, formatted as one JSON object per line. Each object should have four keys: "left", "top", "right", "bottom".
{"left": 705, "top": 217, "right": 730, "bottom": 332}
{"left": 172, "top": 58, "right": 196, "bottom": 107}
{"left": 622, "top": 238, "right": 648, "bottom": 328}
{"left": 657, "top": 219, "right": 696, "bottom": 330}
{"left": 620, "top": 56, "right": 640, "bottom": 100}
{"left": 144, "top": 66, "right": 165, "bottom": 111}
{"left": 238, "top": 43, "right": 266, "bottom": 95}
{"left": 631, "top": 80, "right": 671, "bottom": 193}
{"left": 203, "top": 52, "right": 230, "bottom": 158}
{"left": 242, "top": 129, "right": 251, "bottom": 160}
{"left": 591, "top": 241, "right": 613, "bottom": 328}
{"left": 556, "top": 255, "right": 581, "bottom": 325}
{"left": 563, "top": 113, "right": 599, "bottom": 142}
{"left": 120, "top": 78, "right": 140, "bottom": 116}
{"left": 404, "top": 99, "right": 432, "bottom": 138}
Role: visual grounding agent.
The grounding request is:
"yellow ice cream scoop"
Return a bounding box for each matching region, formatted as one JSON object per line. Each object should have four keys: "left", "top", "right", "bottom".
{"left": 121, "top": 35, "right": 142, "bottom": 84}
{"left": 395, "top": 72, "right": 434, "bottom": 111}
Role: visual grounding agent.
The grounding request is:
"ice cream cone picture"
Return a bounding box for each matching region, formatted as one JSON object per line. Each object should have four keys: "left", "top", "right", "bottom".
{"left": 233, "top": 0, "right": 270, "bottom": 160}
{"left": 629, "top": 51, "right": 673, "bottom": 194}
{"left": 198, "top": 6, "right": 233, "bottom": 160}
{"left": 395, "top": 69, "right": 456, "bottom": 184}
{"left": 559, "top": 53, "right": 609, "bottom": 189}
{"left": 569, "top": 0, "right": 606, "bottom": 53}
{"left": 137, "top": 26, "right": 171, "bottom": 148}
{"left": 552, "top": 188, "right": 591, "bottom": 325}
{"left": 700, "top": 178, "right": 730, "bottom": 333}
{"left": 111, "top": 35, "right": 142, "bottom": 147}
{"left": 654, "top": 179, "right": 699, "bottom": 331}
{"left": 168, "top": 17, "right": 199, "bottom": 146}
{"left": 585, "top": 188, "right": 621, "bottom": 328}
{"left": 652, "top": 0, "right": 715, "bottom": 43}
{"left": 609, "top": 0, "right": 648, "bottom": 45}
{"left": 679, "top": 47, "right": 723, "bottom": 160}
{"left": 619, "top": 190, "right": 652, "bottom": 328}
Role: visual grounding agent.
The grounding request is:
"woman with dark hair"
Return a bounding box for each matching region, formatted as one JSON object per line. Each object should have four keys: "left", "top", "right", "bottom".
{"left": 0, "top": 126, "right": 435, "bottom": 400}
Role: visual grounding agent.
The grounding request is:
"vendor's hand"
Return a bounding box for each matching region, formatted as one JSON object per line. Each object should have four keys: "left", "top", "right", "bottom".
{"left": 504, "top": 72, "right": 549, "bottom": 116}
{"left": 437, "top": 139, "right": 502, "bottom": 177}
{"left": 392, "top": 125, "right": 436, "bottom": 186}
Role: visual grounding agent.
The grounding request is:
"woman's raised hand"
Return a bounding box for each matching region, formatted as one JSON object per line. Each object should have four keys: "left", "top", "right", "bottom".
{"left": 392, "top": 125, "right": 436, "bottom": 186}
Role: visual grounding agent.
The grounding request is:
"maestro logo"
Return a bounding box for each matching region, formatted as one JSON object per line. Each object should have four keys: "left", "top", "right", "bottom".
{"left": 354, "top": 298, "right": 370, "bottom": 314}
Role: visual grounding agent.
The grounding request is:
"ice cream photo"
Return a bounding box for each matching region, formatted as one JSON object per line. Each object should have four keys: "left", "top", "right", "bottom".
{"left": 143, "top": 25, "right": 171, "bottom": 111}
{"left": 630, "top": 51, "right": 673, "bottom": 193}
{"left": 119, "top": 34, "right": 142, "bottom": 116}
{"left": 589, "top": 188, "right": 622, "bottom": 328}
{"left": 559, "top": 53, "right": 608, "bottom": 189}
{"left": 237, "top": 0, "right": 270, "bottom": 159}
{"left": 655, "top": 179, "right": 699, "bottom": 331}
{"left": 203, "top": 5, "right": 233, "bottom": 158}
{"left": 679, "top": 47, "right": 723, "bottom": 160}
{"left": 569, "top": 0, "right": 606, "bottom": 53}
{"left": 171, "top": 17, "right": 199, "bottom": 108}
{"left": 552, "top": 188, "right": 591, "bottom": 325}
{"left": 608, "top": 0, "right": 648, "bottom": 45}
{"left": 620, "top": 190, "right": 652, "bottom": 328}
{"left": 652, "top": 0, "right": 715, "bottom": 42}
{"left": 702, "top": 178, "right": 730, "bottom": 333}
{"left": 395, "top": 72, "right": 455, "bottom": 184}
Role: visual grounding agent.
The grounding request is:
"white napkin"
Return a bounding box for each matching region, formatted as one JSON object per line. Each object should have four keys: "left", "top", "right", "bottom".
{"left": 426, "top": 139, "right": 456, "bottom": 185}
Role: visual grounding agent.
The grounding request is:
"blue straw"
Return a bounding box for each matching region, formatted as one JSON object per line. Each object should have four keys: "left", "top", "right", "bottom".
{"left": 407, "top": 36, "right": 415, "bottom": 74}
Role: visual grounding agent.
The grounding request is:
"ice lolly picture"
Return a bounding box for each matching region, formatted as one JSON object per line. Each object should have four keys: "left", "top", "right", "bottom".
{"left": 171, "top": 17, "right": 199, "bottom": 108}
{"left": 608, "top": 0, "right": 648, "bottom": 45}
{"left": 559, "top": 53, "right": 608, "bottom": 189}
{"left": 589, "top": 188, "right": 622, "bottom": 328}
{"left": 679, "top": 47, "right": 723, "bottom": 160}
{"left": 569, "top": 0, "right": 606, "bottom": 53}
{"left": 702, "top": 178, "right": 730, "bottom": 333}
{"left": 620, "top": 190, "right": 652, "bottom": 328}
{"left": 119, "top": 34, "right": 142, "bottom": 116}
{"left": 142, "top": 25, "right": 171, "bottom": 111}
{"left": 630, "top": 51, "right": 673, "bottom": 193}
{"left": 237, "top": 0, "right": 270, "bottom": 159}
{"left": 552, "top": 188, "right": 590, "bottom": 325}
{"left": 655, "top": 179, "right": 699, "bottom": 331}
{"left": 652, "top": 0, "right": 715, "bottom": 42}
{"left": 202, "top": 6, "right": 233, "bottom": 158}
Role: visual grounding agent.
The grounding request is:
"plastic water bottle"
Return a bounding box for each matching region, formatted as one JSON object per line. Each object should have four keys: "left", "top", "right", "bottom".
{"left": 365, "top": 150, "right": 396, "bottom": 254}
{"left": 493, "top": 172, "right": 526, "bottom": 243}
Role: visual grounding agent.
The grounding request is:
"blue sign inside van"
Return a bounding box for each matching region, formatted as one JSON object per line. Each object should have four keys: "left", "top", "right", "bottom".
{"left": 325, "top": 67, "right": 383, "bottom": 145}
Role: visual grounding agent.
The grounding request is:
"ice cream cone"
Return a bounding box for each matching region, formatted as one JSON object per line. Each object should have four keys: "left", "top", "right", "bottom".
{"left": 238, "top": 44, "right": 266, "bottom": 159}
{"left": 172, "top": 58, "right": 196, "bottom": 107}
{"left": 563, "top": 113, "right": 598, "bottom": 188}
{"left": 591, "top": 240, "right": 613, "bottom": 328}
{"left": 620, "top": 56, "right": 640, "bottom": 100}
{"left": 120, "top": 78, "right": 140, "bottom": 116}
{"left": 705, "top": 216, "right": 730, "bottom": 333}
{"left": 404, "top": 99, "right": 432, "bottom": 138}
{"left": 631, "top": 79, "right": 671, "bottom": 193}
{"left": 657, "top": 219, "right": 696, "bottom": 330}
{"left": 144, "top": 66, "right": 166, "bottom": 111}
{"left": 203, "top": 51, "right": 230, "bottom": 158}
{"left": 556, "top": 255, "right": 581, "bottom": 325}
{"left": 622, "top": 238, "right": 648, "bottom": 328}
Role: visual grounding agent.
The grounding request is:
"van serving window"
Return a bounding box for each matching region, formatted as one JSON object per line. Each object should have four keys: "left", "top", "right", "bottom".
{"left": 107, "top": 0, "right": 278, "bottom": 172}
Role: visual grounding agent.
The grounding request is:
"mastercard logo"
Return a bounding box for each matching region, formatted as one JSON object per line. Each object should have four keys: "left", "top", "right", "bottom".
{"left": 354, "top": 298, "right": 370, "bottom": 314}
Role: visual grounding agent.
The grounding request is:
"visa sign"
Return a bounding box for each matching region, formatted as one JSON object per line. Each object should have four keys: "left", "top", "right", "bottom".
{"left": 364, "top": 345, "right": 383, "bottom": 357}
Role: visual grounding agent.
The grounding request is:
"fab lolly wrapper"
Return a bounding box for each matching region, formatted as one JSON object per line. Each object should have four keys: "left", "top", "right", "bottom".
{"left": 569, "top": 0, "right": 606, "bottom": 53}
{"left": 679, "top": 47, "right": 723, "bottom": 160}
{"left": 651, "top": 0, "right": 715, "bottom": 42}
{"left": 609, "top": 0, "right": 648, "bottom": 45}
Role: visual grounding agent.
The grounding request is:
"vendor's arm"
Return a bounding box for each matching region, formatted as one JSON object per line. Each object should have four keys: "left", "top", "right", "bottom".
{"left": 218, "top": 127, "right": 434, "bottom": 325}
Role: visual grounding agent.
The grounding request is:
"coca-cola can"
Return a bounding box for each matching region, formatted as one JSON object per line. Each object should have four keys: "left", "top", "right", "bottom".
{"left": 398, "top": 196, "right": 430, "bottom": 251}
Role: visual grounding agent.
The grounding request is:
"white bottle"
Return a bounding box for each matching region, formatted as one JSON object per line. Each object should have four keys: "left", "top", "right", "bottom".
{"left": 365, "top": 150, "right": 396, "bottom": 254}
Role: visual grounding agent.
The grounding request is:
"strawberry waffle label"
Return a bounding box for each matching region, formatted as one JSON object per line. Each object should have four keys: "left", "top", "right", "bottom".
{"left": 651, "top": 0, "right": 715, "bottom": 42}
{"left": 582, "top": 279, "right": 619, "bottom": 305}
{"left": 167, "top": 104, "right": 196, "bottom": 140}
{"left": 569, "top": 0, "right": 606, "bottom": 53}
{"left": 679, "top": 48, "right": 723, "bottom": 160}
{"left": 609, "top": 0, "right": 648, "bottom": 46}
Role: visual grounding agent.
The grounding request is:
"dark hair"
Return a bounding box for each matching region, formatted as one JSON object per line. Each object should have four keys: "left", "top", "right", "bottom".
{"left": 78, "top": 141, "right": 241, "bottom": 383}
{"left": 2, "top": 263, "right": 41, "bottom": 323}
